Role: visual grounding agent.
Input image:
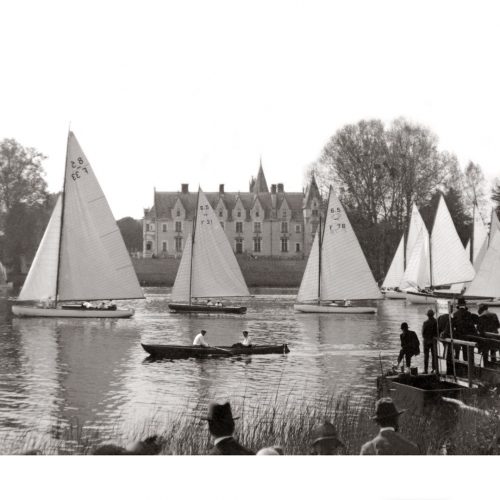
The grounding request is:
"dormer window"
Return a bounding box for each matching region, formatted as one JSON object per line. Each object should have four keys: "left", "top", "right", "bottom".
{"left": 219, "top": 210, "right": 223, "bottom": 217}
{"left": 255, "top": 211, "right": 260, "bottom": 218}
{"left": 237, "top": 211, "right": 242, "bottom": 218}
{"left": 282, "top": 210, "right": 287, "bottom": 218}
{"left": 176, "top": 209, "right": 181, "bottom": 217}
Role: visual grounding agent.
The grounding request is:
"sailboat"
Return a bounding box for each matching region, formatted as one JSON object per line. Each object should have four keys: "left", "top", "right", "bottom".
{"left": 294, "top": 186, "right": 382, "bottom": 313}
{"left": 404, "top": 194, "right": 475, "bottom": 304}
{"left": 0, "top": 261, "right": 13, "bottom": 290}
{"left": 11, "top": 132, "right": 144, "bottom": 318}
{"left": 381, "top": 204, "right": 427, "bottom": 299}
{"left": 168, "top": 188, "right": 250, "bottom": 314}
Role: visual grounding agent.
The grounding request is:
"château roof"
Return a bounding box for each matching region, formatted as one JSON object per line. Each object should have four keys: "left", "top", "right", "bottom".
{"left": 250, "top": 160, "right": 269, "bottom": 194}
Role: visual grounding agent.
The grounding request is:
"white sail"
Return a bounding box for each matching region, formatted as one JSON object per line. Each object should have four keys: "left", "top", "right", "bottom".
{"left": 296, "top": 230, "right": 320, "bottom": 302}
{"left": 465, "top": 230, "right": 500, "bottom": 298}
{"left": 57, "top": 132, "right": 143, "bottom": 301}
{"left": 406, "top": 204, "right": 426, "bottom": 259}
{"left": 469, "top": 207, "right": 489, "bottom": 269}
{"left": 171, "top": 189, "right": 250, "bottom": 301}
{"left": 430, "top": 195, "right": 475, "bottom": 286}
{"left": 318, "top": 188, "right": 381, "bottom": 300}
{"left": 18, "top": 196, "right": 62, "bottom": 301}
{"left": 490, "top": 210, "right": 500, "bottom": 243}
{"left": 170, "top": 236, "right": 193, "bottom": 302}
{"left": 400, "top": 226, "right": 431, "bottom": 289}
{"left": 382, "top": 235, "right": 404, "bottom": 288}
{"left": 0, "top": 261, "right": 7, "bottom": 284}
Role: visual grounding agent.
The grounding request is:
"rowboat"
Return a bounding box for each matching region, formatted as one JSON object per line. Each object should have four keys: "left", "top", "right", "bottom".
{"left": 141, "top": 343, "right": 290, "bottom": 359}
{"left": 168, "top": 303, "right": 246, "bottom": 314}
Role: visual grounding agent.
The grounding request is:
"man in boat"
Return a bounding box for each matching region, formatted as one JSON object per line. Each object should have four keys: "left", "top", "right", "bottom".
{"left": 193, "top": 329, "right": 209, "bottom": 347}
{"left": 421, "top": 309, "right": 438, "bottom": 373}
{"left": 477, "top": 304, "right": 500, "bottom": 362}
{"left": 453, "top": 298, "right": 476, "bottom": 361}
{"left": 396, "top": 322, "right": 420, "bottom": 370}
{"left": 82, "top": 301, "right": 93, "bottom": 309}
{"left": 310, "top": 421, "right": 344, "bottom": 455}
{"left": 204, "top": 401, "right": 254, "bottom": 455}
{"left": 360, "top": 398, "right": 419, "bottom": 455}
{"left": 232, "top": 330, "right": 252, "bottom": 348}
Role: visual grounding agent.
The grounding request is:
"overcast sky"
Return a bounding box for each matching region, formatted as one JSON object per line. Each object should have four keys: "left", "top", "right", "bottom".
{"left": 1, "top": 0, "right": 499, "bottom": 219}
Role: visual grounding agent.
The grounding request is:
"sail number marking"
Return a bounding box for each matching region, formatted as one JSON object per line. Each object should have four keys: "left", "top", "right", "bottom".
{"left": 70, "top": 157, "right": 89, "bottom": 181}
{"left": 199, "top": 204, "right": 213, "bottom": 225}
{"left": 329, "top": 206, "right": 345, "bottom": 232}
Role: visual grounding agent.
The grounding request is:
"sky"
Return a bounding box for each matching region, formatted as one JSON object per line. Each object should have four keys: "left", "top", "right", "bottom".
{"left": 1, "top": 0, "right": 499, "bottom": 219}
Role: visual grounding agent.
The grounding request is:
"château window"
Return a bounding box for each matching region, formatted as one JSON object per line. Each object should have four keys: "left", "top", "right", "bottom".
{"left": 146, "top": 241, "right": 152, "bottom": 251}
{"left": 295, "top": 224, "right": 301, "bottom": 233}
{"left": 281, "top": 222, "right": 288, "bottom": 233}
{"left": 236, "top": 222, "right": 243, "bottom": 233}
{"left": 311, "top": 222, "right": 318, "bottom": 234}
{"left": 175, "top": 237, "right": 182, "bottom": 252}
{"left": 281, "top": 237, "right": 289, "bottom": 253}
{"left": 255, "top": 211, "right": 260, "bottom": 218}
{"left": 237, "top": 210, "right": 242, "bottom": 218}
{"left": 295, "top": 243, "right": 301, "bottom": 252}
{"left": 162, "top": 241, "right": 167, "bottom": 252}
{"left": 254, "top": 222, "right": 261, "bottom": 233}
{"left": 219, "top": 210, "right": 223, "bottom": 217}
{"left": 175, "top": 221, "right": 182, "bottom": 232}
{"left": 253, "top": 237, "right": 262, "bottom": 252}
{"left": 312, "top": 209, "right": 318, "bottom": 216}
{"left": 235, "top": 238, "right": 243, "bottom": 254}
{"left": 176, "top": 209, "right": 181, "bottom": 217}
{"left": 162, "top": 223, "right": 167, "bottom": 232}
{"left": 282, "top": 210, "right": 287, "bottom": 218}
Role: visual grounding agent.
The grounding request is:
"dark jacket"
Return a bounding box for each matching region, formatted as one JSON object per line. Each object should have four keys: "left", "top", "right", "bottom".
{"left": 400, "top": 329, "right": 420, "bottom": 356}
{"left": 477, "top": 311, "right": 500, "bottom": 336}
{"left": 453, "top": 308, "right": 476, "bottom": 339}
{"left": 438, "top": 314, "right": 452, "bottom": 338}
{"left": 360, "top": 428, "right": 419, "bottom": 455}
{"left": 207, "top": 437, "right": 254, "bottom": 455}
{"left": 421, "top": 317, "right": 438, "bottom": 344}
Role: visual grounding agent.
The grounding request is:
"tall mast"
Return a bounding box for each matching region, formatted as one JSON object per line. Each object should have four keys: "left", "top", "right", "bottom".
{"left": 317, "top": 214, "right": 322, "bottom": 305}
{"left": 54, "top": 132, "right": 70, "bottom": 307}
{"left": 188, "top": 188, "right": 200, "bottom": 306}
{"left": 470, "top": 202, "right": 475, "bottom": 263}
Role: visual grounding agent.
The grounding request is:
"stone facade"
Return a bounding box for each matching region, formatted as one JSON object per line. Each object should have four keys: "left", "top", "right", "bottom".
{"left": 142, "top": 163, "right": 322, "bottom": 259}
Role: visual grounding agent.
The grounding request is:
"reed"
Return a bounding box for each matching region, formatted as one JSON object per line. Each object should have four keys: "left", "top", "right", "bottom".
{"left": 2, "top": 392, "right": 499, "bottom": 455}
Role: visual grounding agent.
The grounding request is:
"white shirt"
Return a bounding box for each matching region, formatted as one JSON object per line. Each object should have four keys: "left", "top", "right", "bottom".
{"left": 193, "top": 333, "right": 209, "bottom": 346}
{"left": 242, "top": 336, "right": 251, "bottom": 346}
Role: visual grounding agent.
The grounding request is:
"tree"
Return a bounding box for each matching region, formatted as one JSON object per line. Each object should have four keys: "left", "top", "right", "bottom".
{"left": 463, "top": 161, "right": 488, "bottom": 214}
{"left": 491, "top": 179, "right": 500, "bottom": 217}
{"left": 117, "top": 217, "right": 143, "bottom": 254}
{"left": 0, "top": 138, "right": 47, "bottom": 214}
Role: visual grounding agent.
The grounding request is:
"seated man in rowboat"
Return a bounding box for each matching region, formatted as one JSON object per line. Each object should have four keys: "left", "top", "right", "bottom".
{"left": 232, "top": 330, "right": 252, "bottom": 348}
{"left": 193, "top": 329, "right": 209, "bottom": 347}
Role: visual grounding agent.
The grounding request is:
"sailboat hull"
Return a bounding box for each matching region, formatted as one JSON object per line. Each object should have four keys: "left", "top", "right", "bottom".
{"left": 168, "top": 303, "right": 247, "bottom": 314}
{"left": 11, "top": 305, "right": 135, "bottom": 318}
{"left": 382, "top": 290, "right": 407, "bottom": 300}
{"left": 293, "top": 303, "right": 377, "bottom": 314}
{"left": 404, "top": 291, "right": 437, "bottom": 305}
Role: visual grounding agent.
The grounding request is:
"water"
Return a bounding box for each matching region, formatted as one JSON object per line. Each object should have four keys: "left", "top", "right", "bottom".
{"left": 0, "top": 288, "right": 441, "bottom": 451}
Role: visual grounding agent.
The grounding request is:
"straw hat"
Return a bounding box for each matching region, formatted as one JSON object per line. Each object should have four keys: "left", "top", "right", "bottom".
{"left": 311, "top": 421, "right": 343, "bottom": 446}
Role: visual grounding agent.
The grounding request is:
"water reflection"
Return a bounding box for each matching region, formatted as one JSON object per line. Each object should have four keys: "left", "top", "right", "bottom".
{"left": 0, "top": 289, "right": 448, "bottom": 451}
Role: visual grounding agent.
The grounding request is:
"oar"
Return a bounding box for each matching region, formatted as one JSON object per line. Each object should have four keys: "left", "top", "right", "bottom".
{"left": 212, "top": 346, "right": 232, "bottom": 354}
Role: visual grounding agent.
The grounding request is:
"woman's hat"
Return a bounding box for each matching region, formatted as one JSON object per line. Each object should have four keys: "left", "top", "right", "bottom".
{"left": 202, "top": 401, "right": 239, "bottom": 422}
{"left": 371, "top": 397, "right": 406, "bottom": 420}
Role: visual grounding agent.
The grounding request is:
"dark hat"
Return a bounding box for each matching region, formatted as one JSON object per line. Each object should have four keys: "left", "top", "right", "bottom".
{"left": 202, "top": 401, "right": 239, "bottom": 422}
{"left": 311, "top": 421, "right": 343, "bottom": 446}
{"left": 426, "top": 309, "right": 435, "bottom": 317}
{"left": 400, "top": 322, "right": 409, "bottom": 330}
{"left": 478, "top": 303, "right": 488, "bottom": 314}
{"left": 201, "top": 329, "right": 207, "bottom": 334}
{"left": 371, "top": 397, "right": 406, "bottom": 421}
{"left": 457, "top": 297, "right": 467, "bottom": 307}
{"left": 242, "top": 330, "right": 249, "bottom": 335}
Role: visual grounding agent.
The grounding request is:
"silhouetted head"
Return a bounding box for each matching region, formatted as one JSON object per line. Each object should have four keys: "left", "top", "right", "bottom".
{"left": 310, "top": 421, "right": 343, "bottom": 455}
{"left": 457, "top": 297, "right": 467, "bottom": 308}
{"left": 126, "top": 435, "right": 163, "bottom": 455}
{"left": 427, "top": 309, "right": 435, "bottom": 317}
{"left": 243, "top": 331, "right": 248, "bottom": 337}
{"left": 257, "top": 446, "right": 284, "bottom": 455}
{"left": 204, "top": 401, "right": 238, "bottom": 437}
{"left": 400, "top": 322, "right": 409, "bottom": 331}
{"left": 201, "top": 329, "right": 207, "bottom": 335}
{"left": 372, "top": 397, "right": 406, "bottom": 430}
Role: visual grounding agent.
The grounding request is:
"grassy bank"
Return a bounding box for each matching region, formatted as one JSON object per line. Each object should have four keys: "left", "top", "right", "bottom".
{"left": 4, "top": 393, "right": 499, "bottom": 455}
{"left": 133, "top": 256, "right": 306, "bottom": 287}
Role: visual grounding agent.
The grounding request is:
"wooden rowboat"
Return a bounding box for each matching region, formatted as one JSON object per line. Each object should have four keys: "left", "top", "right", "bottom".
{"left": 168, "top": 303, "right": 247, "bottom": 314}
{"left": 141, "top": 343, "right": 289, "bottom": 359}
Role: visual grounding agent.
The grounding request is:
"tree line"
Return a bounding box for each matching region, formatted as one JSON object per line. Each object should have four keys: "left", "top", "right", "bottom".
{"left": 307, "top": 118, "right": 500, "bottom": 282}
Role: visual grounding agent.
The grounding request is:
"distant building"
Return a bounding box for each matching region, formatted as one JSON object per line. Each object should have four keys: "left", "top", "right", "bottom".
{"left": 142, "top": 162, "right": 322, "bottom": 259}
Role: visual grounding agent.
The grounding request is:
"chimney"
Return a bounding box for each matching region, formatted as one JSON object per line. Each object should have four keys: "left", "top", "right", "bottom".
{"left": 219, "top": 184, "right": 225, "bottom": 194}
{"left": 181, "top": 183, "right": 189, "bottom": 194}
{"left": 277, "top": 183, "right": 284, "bottom": 193}
{"left": 271, "top": 184, "right": 277, "bottom": 194}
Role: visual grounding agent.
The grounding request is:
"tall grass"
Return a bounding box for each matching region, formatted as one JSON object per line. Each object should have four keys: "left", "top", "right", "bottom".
{"left": 3, "top": 391, "right": 499, "bottom": 455}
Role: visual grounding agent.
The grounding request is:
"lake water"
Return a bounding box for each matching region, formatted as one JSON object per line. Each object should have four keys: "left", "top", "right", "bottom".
{"left": 0, "top": 288, "right": 458, "bottom": 452}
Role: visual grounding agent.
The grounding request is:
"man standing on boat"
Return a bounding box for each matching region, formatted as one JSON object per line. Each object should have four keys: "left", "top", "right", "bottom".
{"left": 477, "top": 304, "right": 500, "bottom": 362}
{"left": 397, "top": 323, "right": 420, "bottom": 370}
{"left": 360, "top": 398, "right": 419, "bottom": 455}
{"left": 204, "top": 401, "right": 254, "bottom": 455}
{"left": 193, "top": 329, "right": 209, "bottom": 347}
{"left": 453, "top": 298, "right": 475, "bottom": 361}
{"left": 421, "top": 309, "right": 438, "bottom": 373}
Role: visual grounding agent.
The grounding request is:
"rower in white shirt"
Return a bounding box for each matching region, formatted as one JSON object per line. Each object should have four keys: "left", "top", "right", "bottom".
{"left": 241, "top": 331, "right": 252, "bottom": 347}
{"left": 193, "top": 329, "right": 209, "bottom": 347}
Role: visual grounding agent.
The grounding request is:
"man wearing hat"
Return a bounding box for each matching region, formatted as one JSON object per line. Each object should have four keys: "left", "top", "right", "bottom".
{"left": 193, "top": 329, "right": 209, "bottom": 347}
{"left": 421, "top": 309, "right": 438, "bottom": 373}
{"left": 396, "top": 322, "right": 420, "bottom": 370}
{"left": 204, "top": 401, "right": 254, "bottom": 455}
{"left": 310, "top": 421, "right": 343, "bottom": 455}
{"left": 477, "top": 303, "right": 500, "bottom": 361}
{"left": 361, "top": 398, "right": 419, "bottom": 455}
{"left": 452, "top": 298, "right": 476, "bottom": 361}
